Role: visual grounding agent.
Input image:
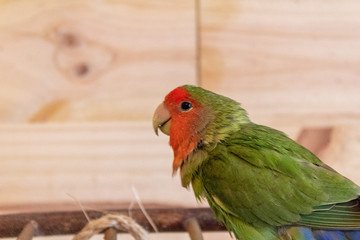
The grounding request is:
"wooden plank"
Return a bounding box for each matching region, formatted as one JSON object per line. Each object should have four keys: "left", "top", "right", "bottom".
{"left": 201, "top": 0, "right": 360, "bottom": 126}
{"left": 0, "top": 0, "right": 196, "bottom": 122}
{"left": 0, "top": 122, "right": 300, "bottom": 213}
{"left": 0, "top": 123, "right": 358, "bottom": 214}
{"left": 0, "top": 122, "right": 202, "bottom": 210}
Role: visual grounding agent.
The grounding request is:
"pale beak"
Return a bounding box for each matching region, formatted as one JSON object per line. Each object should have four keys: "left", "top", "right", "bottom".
{"left": 152, "top": 102, "right": 171, "bottom": 136}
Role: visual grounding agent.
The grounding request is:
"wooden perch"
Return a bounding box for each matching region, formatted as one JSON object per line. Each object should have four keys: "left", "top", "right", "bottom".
{"left": 16, "top": 221, "right": 39, "bottom": 240}
{"left": 0, "top": 208, "right": 225, "bottom": 238}
{"left": 104, "top": 228, "right": 117, "bottom": 240}
{"left": 185, "top": 218, "right": 204, "bottom": 240}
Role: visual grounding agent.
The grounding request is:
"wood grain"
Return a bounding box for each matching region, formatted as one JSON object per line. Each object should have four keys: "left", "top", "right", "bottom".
{"left": 0, "top": 123, "right": 358, "bottom": 213}
{"left": 0, "top": 122, "right": 205, "bottom": 210}
{"left": 0, "top": 0, "right": 196, "bottom": 122}
{"left": 201, "top": 0, "right": 360, "bottom": 126}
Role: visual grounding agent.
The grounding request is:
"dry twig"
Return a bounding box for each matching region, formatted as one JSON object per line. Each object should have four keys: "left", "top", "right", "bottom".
{"left": 72, "top": 214, "right": 148, "bottom": 240}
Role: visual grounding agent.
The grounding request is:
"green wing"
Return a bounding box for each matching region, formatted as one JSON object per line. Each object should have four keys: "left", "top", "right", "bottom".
{"left": 300, "top": 197, "right": 360, "bottom": 230}
{"left": 199, "top": 123, "right": 360, "bottom": 229}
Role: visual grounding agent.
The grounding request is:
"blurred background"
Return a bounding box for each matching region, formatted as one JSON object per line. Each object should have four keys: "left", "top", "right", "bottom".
{"left": 0, "top": 0, "right": 360, "bottom": 239}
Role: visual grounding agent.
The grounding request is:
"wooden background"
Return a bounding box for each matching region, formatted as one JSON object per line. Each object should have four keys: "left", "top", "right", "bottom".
{"left": 1, "top": 0, "right": 360, "bottom": 239}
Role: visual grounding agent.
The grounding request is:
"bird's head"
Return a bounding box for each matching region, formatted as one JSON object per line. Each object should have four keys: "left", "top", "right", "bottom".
{"left": 153, "top": 85, "right": 249, "bottom": 173}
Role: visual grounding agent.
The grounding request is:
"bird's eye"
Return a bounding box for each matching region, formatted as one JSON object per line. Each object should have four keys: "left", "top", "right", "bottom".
{"left": 180, "top": 101, "right": 192, "bottom": 111}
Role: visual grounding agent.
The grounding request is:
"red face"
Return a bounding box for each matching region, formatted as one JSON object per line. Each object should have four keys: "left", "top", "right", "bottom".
{"left": 153, "top": 87, "right": 208, "bottom": 172}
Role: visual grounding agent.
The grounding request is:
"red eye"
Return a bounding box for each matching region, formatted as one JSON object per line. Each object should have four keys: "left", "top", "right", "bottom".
{"left": 180, "top": 101, "right": 192, "bottom": 111}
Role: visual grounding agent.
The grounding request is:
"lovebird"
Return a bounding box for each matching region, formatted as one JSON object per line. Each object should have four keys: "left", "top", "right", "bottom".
{"left": 152, "top": 85, "right": 360, "bottom": 240}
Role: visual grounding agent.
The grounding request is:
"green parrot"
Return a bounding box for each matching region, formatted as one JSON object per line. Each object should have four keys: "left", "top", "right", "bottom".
{"left": 152, "top": 85, "right": 360, "bottom": 240}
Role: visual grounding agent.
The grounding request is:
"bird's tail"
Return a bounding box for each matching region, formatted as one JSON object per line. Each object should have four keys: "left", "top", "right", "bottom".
{"left": 286, "top": 227, "right": 360, "bottom": 240}
{"left": 284, "top": 196, "right": 360, "bottom": 240}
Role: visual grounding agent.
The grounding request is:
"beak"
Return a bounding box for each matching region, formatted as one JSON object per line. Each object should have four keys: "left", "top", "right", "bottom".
{"left": 152, "top": 102, "right": 171, "bottom": 136}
